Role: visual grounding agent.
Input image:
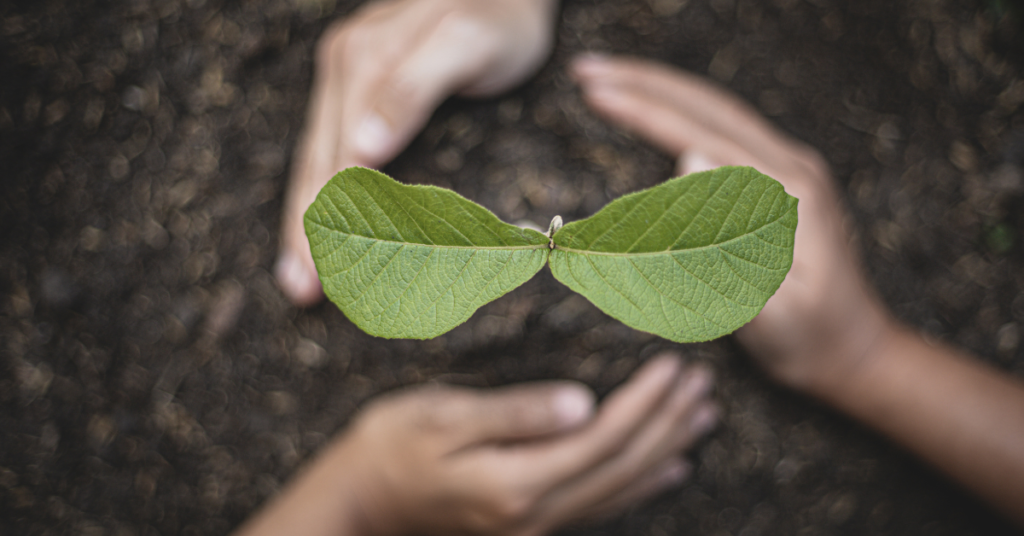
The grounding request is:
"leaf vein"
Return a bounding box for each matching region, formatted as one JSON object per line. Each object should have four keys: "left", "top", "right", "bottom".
{"left": 391, "top": 188, "right": 476, "bottom": 246}
{"left": 668, "top": 252, "right": 751, "bottom": 313}
{"left": 403, "top": 248, "right": 480, "bottom": 329}
{"left": 626, "top": 257, "right": 714, "bottom": 331}
{"left": 304, "top": 220, "right": 547, "bottom": 250}
{"left": 622, "top": 179, "right": 696, "bottom": 252}
{"left": 583, "top": 254, "right": 656, "bottom": 327}
{"left": 335, "top": 184, "right": 380, "bottom": 239}
{"left": 719, "top": 248, "right": 776, "bottom": 294}
{"left": 374, "top": 247, "right": 436, "bottom": 328}
{"left": 350, "top": 173, "right": 406, "bottom": 241}
{"left": 583, "top": 189, "right": 655, "bottom": 249}
{"left": 347, "top": 243, "right": 404, "bottom": 306}
{"left": 711, "top": 171, "right": 755, "bottom": 244}
{"left": 670, "top": 175, "right": 730, "bottom": 249}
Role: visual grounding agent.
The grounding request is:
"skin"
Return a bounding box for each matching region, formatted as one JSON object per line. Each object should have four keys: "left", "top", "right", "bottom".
{"left": 268, "top": 0, "right": 1024, "bottom": 528}
{"left": 276, "top": 0, "right": 560, "bottom": 306}
{"left": 234, "top": 355, "right": 719, "bottom": 536}
{"left": 570, "top": 54, "right": 1024, "bottom": 524}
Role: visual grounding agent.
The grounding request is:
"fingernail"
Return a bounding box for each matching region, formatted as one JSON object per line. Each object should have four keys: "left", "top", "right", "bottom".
{"left": 514, "top": 219, "right": 545, "bottom": 233}
{"left": 354, "top": 114, "right": 392, "bottom": 161}
{"left": 689, "top": 405, "right": 719, "bottom": 436}
{"left": 680, "top": 151, "right": 719, "bottom": 175}
{"left": 553, "top": 387, "right": 595, "bottom": 427}
{"left": 661, "top": 460, "right": 691, "bottom": 485}
{"left": 572, "top": 52, "right": 611, "bottom": 76}
{"left": 641, "top": 354, "right": 682, "bottom": 389}
{"left": 684, "top": 366, "right": 713, "bottom": 398}
{"left": 275, "top": 252, "right": 301, "bottom": 287}
{"left": 275, "top": 252, "right": 321, "bottom": 304}
{"left": 582, "top": 84, "right": 620, "bottom": 104}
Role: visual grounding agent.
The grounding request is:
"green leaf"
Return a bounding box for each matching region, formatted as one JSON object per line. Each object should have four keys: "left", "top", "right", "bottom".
{"left": 304, "top": 167, "right": 549, "bottom": 339}
{"left": 548, "top": 166, "right": 797, "bottom": 343}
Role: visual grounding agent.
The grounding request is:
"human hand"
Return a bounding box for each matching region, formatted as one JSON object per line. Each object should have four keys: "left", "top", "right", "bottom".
{"left": 237, "top": 354, "right": 717, "bottom": 536}
{"left": 276, "top": 0, "right": 559, "bottom": 306}
{"left": 344, "top": 354, "right": 716, "bottom": 536}
{"left": 571, "top": 55, "right": 896, "bottom": 396}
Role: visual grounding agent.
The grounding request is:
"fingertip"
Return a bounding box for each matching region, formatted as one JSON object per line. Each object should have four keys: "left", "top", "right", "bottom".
{"left": 570, "top": 52, "right": 611, "bottom": 80}
{"left": 683, "top": 364, "right": 714, "bottom": 398}
{"left": 621, "top": 352, "right": 684, "bottom": 397}
{"left": 660, "top": 458, "right": 692, "bottom": 486}
{"left": 577, "top": 84, "right": 632, "bottom": 123}
{"left": 553, "top": 384, "right": 596, "bottom": 428}
{"left": 647, "top": 351, "right": 684, "bottom": 375}
{"left": 580, "top": 83, "right": 619, "bottom": 103}
{"left": 677, "top": 151, "right": 720, "bottom": 176}
{"left": 353, "top": 113, "right": 395, "bottom": 163}
{"left": 275, "top": 251, "right": 324, "bottom": 307}
{"left": 689, "top": 402, "right": 720, "bottom": 437}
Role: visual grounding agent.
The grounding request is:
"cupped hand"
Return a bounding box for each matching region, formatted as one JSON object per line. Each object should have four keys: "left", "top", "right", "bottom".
{"left": 338, "top": 354, "right": 716, "bottom": 536}
{"left": 236, "top": 354, "right": 718, "bottom": 536}
{"left": 571, "top": 55, "right": 895, "bottom": 396}
{"left": 277, "top": 0, "right": 559, "bottom": 306}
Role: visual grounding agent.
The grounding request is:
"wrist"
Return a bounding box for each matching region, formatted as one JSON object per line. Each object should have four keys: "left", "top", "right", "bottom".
{"left": 805, "top": 316, "right": 912, "bottom": 407}
{"left": 798, "top": 297, "right": 900, "bottom": 400}
{"left": 316, "top": 434, "right": 378, "bottom": 536}
{"left": 233, "top": 432, "right": 369, "bottom": 536}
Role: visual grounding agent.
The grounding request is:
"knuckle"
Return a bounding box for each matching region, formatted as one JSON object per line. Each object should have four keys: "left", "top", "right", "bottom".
{"left": 356, "top": 389, "right": 405, "bottom": 423}
{"left": 461, "top": 473, "right": 537, "bottom": 532}
{"left": 339, "top": 26, "right": 374, "bottom": 64}
{"left": 791, "top": 143, "right": 831, "bottom": 182}
{"left": 410, "top": 387, "right": 473, "bottom": 432}
{"left": 315, "top": 24, "right": 348, "bottom": 67}
{"left": 316, "top": 22, "right": 374, "bottom": 69}
{"left": 806, "top": 154, "right": 830, "bottom": 180}
{"left": 349, "top": 401, "right": 390, "bottom": 440}
{"left": 800, "top": 171, "right": 836, "bottom": 204}
{"left": 436, "top": 11, "right": 485, "bottom": 39}
{"left": 439, "top": 11, "right": 503, "bottom": 56}
{"left": 494, "top": 493, "right": 533, "bottom": 523}
{"left": 361, "top": 385, "right": 435, "bottom": 425}
{"left": 501, "top": 399, "right": 547, "bottom": 431}
{"left": 378, "top": 75, "right": 419, "bottom": 111}
{"left": 482, "top": 489, "right": 534, "bottom": 528}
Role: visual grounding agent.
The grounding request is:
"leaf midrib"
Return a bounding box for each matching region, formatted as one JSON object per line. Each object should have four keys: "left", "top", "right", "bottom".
{"left": 307, "top": 218, "right": 548, "bottom": 250}
{"left": 310, "top": 216, "right": 790, "bottom": 256}
{"left": 554, "top": 214, "right": 792, "bottom": 257}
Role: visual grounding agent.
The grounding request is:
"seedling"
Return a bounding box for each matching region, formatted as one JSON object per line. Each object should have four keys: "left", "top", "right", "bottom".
{"left": 305, "top": 166, "right": 797, "bottom": 342}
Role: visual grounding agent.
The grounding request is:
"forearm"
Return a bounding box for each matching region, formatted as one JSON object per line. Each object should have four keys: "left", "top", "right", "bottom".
{"left": 233, "top": 439, "right": 367, "bottom": 536}
{"left": 817, "top": 323, "right": 1024, "bottom": 524}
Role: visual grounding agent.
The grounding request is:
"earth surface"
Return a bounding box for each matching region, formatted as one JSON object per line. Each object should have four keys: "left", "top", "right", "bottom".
{"left": 2, "top": 0, "right": 1024, "bottom": 534}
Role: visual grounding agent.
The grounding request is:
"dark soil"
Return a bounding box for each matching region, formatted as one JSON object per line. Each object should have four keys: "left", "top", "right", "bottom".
{"left": 3, "top": 0, "right": 1024, "bottom": 534}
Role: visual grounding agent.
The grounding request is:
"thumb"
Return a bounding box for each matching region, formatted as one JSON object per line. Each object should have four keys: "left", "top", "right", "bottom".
{"left": 676, "top": 150, "right": 720, "bottom": 176}
{"left": 463, "top": 382, "right": 596, "bottom": 443}
{"left": 348, "top": 18, "right": 498, "bottom": 164}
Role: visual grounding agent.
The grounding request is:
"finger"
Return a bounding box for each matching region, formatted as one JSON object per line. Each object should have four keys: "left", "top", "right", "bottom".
{"left": 676, "top": 150, "right": 721, "bottom": 177}
{"left": 500, "top": 354, "right": 683, "bottom": 491}
{"left": 455, "top": 381, "right": 597, "bottom": 444}
{"left": 330, "top": 2, "right": 450, "bottom": 168}
{"left": 573, "top": 55, "right": 799, "bottom": 172}
{"left": 573, "top": 55, "right": 825, "bottom": 186}
{"left": 581, "top": 81, "right": 811, "bottom": 198}
{"left": 571, "top": 457, "right": 691, "bottom": 523}
{"left": 347, "top": 14, "right": 501, "bottom": 164}
{"left": 535, "top": 368, "right": 718, "bottom": 523}
{"left": 275, "top": 61, "right": 344, "bottom": 306}
{"left": 579, "top": 82, "right": 765, "bottom": 171}
{"left": 275, "top": 2, "right": 444, "bottom": 306}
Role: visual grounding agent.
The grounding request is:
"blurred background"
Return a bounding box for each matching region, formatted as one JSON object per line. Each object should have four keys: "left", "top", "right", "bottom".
{"left": 2, "top": 0, "right": 1024, "bottom": 534}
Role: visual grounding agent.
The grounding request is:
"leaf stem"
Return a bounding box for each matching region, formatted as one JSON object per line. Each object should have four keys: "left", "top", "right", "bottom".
{"left": 547, "top": 215, "right": 563, "bottom": 249}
